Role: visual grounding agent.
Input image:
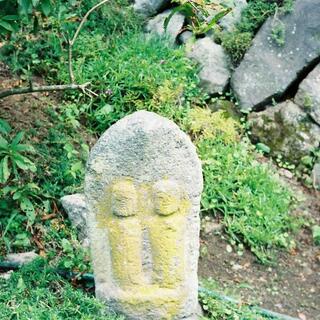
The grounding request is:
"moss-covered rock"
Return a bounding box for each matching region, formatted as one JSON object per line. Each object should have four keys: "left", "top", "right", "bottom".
{"left": 248, "top": 101, "right": 320, "bottom": 163}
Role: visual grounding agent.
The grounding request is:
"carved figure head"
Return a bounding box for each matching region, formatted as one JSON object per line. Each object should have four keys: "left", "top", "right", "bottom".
{"left": 110, "top": 179, "right": 137, "bottom": 217}
{"left": 153, "top": 180, "right": 182, "bottom": 216}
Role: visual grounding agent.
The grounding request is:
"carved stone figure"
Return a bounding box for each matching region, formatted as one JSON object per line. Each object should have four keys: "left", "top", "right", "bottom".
{"left": 85, "top": 111, "right": 203, "bottom": 319}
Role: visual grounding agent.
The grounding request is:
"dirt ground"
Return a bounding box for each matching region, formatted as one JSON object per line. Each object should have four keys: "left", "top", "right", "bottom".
{"left": 199, "top": 177, "right": 320, "bottom": 320}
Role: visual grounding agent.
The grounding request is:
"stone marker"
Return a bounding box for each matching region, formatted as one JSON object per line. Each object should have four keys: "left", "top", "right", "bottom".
{"left": 85, "top": 111, "right": 203, "bottom": 320}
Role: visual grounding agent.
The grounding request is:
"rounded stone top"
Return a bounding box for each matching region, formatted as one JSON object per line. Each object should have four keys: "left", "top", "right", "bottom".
{"left": 85, "top": 111, "right": 203, "bottom": 206}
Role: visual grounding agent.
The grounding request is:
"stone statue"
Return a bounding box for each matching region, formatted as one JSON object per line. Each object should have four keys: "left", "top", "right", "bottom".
{"left": 85, "top": 111, "right": 203, "bottom": 319}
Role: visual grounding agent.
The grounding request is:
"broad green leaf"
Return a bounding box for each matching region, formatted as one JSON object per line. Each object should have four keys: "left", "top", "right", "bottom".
{"left": 11, "top": 131, "right": 24, "bottom": 146}
{"left": 18, "top": 0, "right": 32, "bottom": 15}
{"left": 0, "top": 156, "right": 10, "bottom": 183}
{"left": 0, "top": 20, "right": 14, "bottom": 31}
{"left": 32, "top": 0, "right": 40, "bottom": 7}
{"left": 164, "top": 4, "right": 193, "bottom": 31}
{"left": 14, "top": 156, "right": 37, "bottom": 172}
{"left": 0, "top": 135, "right": 8, "bottom": 150}
{"left": 41, "top": 0, "right": 52, "bottom": 16}
{"left": 199, "top": 8, "right": 232, "bottom": 34}
{"left": 14, "top": 143, "right": 35, "bottom": 153}
{"left": 2, "top": 15, "right": 19, "bottom": 21}
{"left": 0, "top": 119, "right": 11, "bottom": 134}
{"left": 13, "top": 190, "right": 22, "bottom": 200}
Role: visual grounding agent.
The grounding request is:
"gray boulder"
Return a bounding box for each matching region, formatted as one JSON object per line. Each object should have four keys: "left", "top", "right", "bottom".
{"left": 187, "top": 37, "right": 230, "bottom": 95}
{"left": 248, "top": 101, "right": 320, "bottom": 163}
{"left": 178, "top": 31, "right": 193, "bottom": 44}
{"left": 294, "top": 64, "right": 320, "bottom": 126}
{"left": 231, "top": 0, "right": 320, "bottom": 111}
{"left": 134, "top": 0, "right": 170, "bottom": 17}
{"left": 145, "top": 9, "right": 185, "bottom": 44}
{"left": 60, "top": 193, "right": 89, "bottom": 245}
{"left": 219, "top": 0, "right": 247, "bottom": 32}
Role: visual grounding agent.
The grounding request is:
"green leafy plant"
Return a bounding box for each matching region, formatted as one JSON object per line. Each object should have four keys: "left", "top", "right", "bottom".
{"left": 0, "top": 119, "right": 36, "bottom": 183}
{"left": 271, "top": 21, "right": 285, "bottom": 46}
{"left": 164, "top": 0, "right": 232, "bottom": 36}
{"left": 0, "top": 0, "right": 53, "bottom": 37}
{"left": 187, "top": 109, "right": 297, "bottom": 262}
{"left": 0, "top": 259, "right": 123, "bottom": 320}
{"left": 312, "top": 225, "right": 320, "bottom": 245}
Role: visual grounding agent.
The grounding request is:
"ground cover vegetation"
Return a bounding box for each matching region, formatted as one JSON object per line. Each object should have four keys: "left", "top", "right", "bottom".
{"left": 219, "top": 0, "right": 293, "bottom": 65}
{"left": 0, "top": 0, "right": 310, "bottom": 318}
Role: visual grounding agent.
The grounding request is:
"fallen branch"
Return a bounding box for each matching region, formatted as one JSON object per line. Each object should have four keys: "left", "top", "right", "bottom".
{"left": 0, "top": 0, "right": 109, "bottom": 100}
{"left": 0, "top": 82, "right": 90, "bottom": 99}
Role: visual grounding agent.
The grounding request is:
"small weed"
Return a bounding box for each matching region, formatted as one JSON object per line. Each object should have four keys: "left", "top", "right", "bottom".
{"left": 271, "top": 21, "right": 285, "bottom": 46}
{"left": 199, "top": 280, "right": 268, "bottom": 320}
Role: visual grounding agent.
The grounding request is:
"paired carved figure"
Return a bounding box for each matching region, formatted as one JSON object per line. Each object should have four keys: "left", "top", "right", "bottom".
{"left": 97, "top": 178, "right": 190, "bottom": 291}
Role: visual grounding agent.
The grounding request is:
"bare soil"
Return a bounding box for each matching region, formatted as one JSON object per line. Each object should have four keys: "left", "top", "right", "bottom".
{"left": 199, "top": 177, "right": 320, "bottom": 320}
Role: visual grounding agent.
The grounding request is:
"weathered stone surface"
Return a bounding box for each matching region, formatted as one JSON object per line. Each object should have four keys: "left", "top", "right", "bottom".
{"left": 145, "top": 9, "right": 185, "bottom": 44}
{"left": 231, "top": 0, "right": 320, "bottom": 111}
{"left": 187, "top": 37, "right": 230, "bottom": 95}
{"left": 248, "top": 101, "right": 320, "bottom": 163}
{"left": 219, "top": 0, "right": 247, "bottom": 32}
{"left": 85, "top": 111, "right": 203, "bottom": 320}
{"left": 178, "top": 31, "right": 193, "bottom": 44}
{"left": 61, "top": 193, "right": 89, "bottom": 245}
{"left": 312, "top": 163, "right": 320, "bottom": 189}
{"left": 294, "top": 64, "right": 320, "bottom": 126}
{"left": 133, "top": 0, "right": 170, "bottom": 17}
{"left": 5, "top": 251, "right": 39, "bottom": 265}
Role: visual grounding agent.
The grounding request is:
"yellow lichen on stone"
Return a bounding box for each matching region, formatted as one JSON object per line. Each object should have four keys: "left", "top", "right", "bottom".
{"left": 94, "top": 177, "right": 192, "bottom": 319}
{"left": 108, "top": 217, "right": 144, "bottom": 286}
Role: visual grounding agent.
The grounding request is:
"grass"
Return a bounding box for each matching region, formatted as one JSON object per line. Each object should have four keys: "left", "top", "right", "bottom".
{"left": 199, "top": 279, "right": 273, "bottom": 320}
{"left": 0, "top": 259, "right": 123, "bottom": 320}
{"left": 187, "top": 108, "right": 298, "bottom": 263}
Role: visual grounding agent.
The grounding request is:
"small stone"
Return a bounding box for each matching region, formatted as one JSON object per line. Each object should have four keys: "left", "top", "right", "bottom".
{"left": 145, "top": 9, "right": 185, "bottom": 45}
{"left": 178, "top": 31, "right": 193, "bottom": 44}
{"left": 5, "top": 251, "right": 39, "bottom": 265}
{"left": 279, "top": 168, "right": 294, "bottom": 179}
{"left": 231, "top": 263, "right": 243, "bottom": 271}
{"left": 294, "top": 64, "right": 320, "bottom": 126}
{"left": 133, "top": 0, "right": 170, "bottom": 17}
{"left": 187, "top": 37, "right": 230, "bottom": 95}
{"left": 60, "top": 193, "right": 89, "bottom": 245}
{"left": 202, "top": 220, "right": 223, "bottom": 235}
{"left": 0, "top": 270, "right": 13, "bottom": 280}
{"left": 311, "top": 163, "right": 320, "bottom": 189}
